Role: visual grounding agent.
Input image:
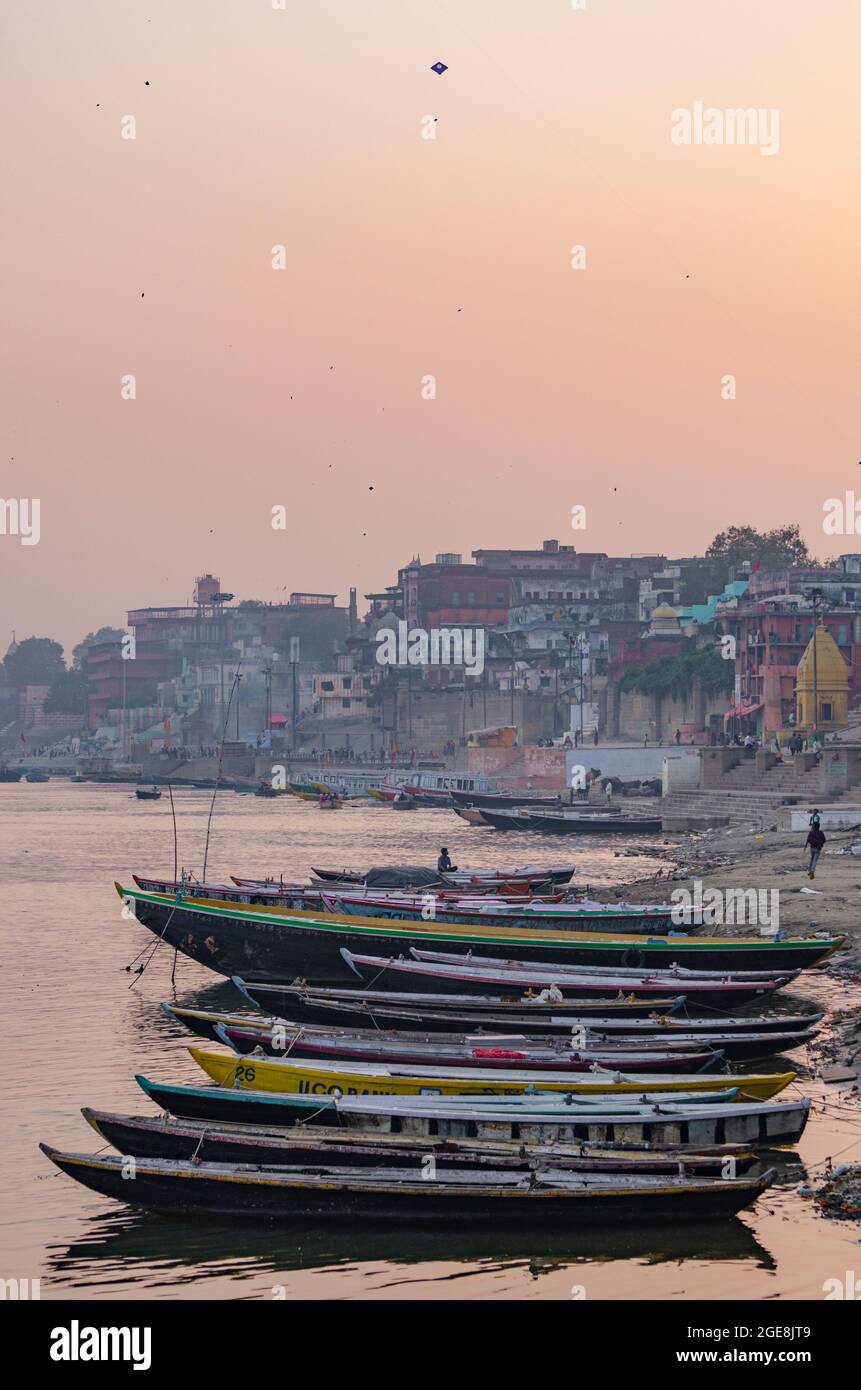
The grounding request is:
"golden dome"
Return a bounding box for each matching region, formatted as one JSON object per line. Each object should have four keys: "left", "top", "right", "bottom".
{"left": 651, "top": 602, "right": 679, "bottom": 619}
{"left": 796, "top": 626, "right": 849, "bottom": 692}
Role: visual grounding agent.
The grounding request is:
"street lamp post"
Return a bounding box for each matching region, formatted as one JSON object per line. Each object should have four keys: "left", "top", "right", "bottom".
{"left": 810, "top": 589, "right": 821, "bottom": 738}
{"left": 262, "top": 665, "right": 273, "bottom": 744}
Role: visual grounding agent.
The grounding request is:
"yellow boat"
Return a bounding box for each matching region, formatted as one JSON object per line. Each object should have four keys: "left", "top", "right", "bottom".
{"left": 188, "top": 1048, "right": 793, "bottom": 1102}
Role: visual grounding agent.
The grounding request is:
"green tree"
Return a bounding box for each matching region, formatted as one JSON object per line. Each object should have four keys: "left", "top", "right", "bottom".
{"left": 706, "top": 523, "right": 811, "bottom": 570}
{"left": 620, "top": 648, "right": 733, "bottom": 701}
{"left": 44, "top": 669, "right": 87, "bottom": 714}
{"left": 3, "top": 637, "right": 66, "bottom": 688}
{"left": 680, "top": 524, "right": 814, "bottom": 605}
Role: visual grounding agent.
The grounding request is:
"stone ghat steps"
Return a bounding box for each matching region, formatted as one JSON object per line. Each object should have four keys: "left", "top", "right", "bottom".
{"left": 717, "top": 762, "right": 821, "bottom": 793}
{"left": 661, "top": 788, "right": 808, "bottom": 829}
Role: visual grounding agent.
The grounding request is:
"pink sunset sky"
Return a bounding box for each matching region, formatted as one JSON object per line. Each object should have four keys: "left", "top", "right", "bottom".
{"left": 1, "top": 0, "right": 859, "bottom": 653}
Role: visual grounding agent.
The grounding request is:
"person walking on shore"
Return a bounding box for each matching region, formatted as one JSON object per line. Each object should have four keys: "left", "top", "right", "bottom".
{"left": 805, "top": 823, "right": 826, "bottom": 879}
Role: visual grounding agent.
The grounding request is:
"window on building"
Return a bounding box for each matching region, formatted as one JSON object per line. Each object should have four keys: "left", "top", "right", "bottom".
{"left": 467, "top": 591, "right": 476, "bottom": 604}
{"left": 839, "top": 626, "right": 847, "bottom": 645}
{"left": 343, "top": 677, "right": 352, "bottom": 689}
{"left": 342, "top": 698, "right": 350, "bottom": 708}
{"left": 451, "top": 591, "right": 460, "bottom": 604}
{"left": 822, "top": 702, "right": 833, "bottom": 721}
{"left": 321, "top": 680, "right": 334, "bottom": 692}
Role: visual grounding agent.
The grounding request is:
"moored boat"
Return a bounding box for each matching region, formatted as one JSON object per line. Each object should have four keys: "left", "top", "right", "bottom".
{"left": 163, "top": 1003, "right": 818, "bottom": 1064}
{"left": 408, "top": 947, "right": 796, "bottom": 983}
{"left": 82, "top": 1109, "right": 759, "bottom": 1175}
{"left": 202, "top": 1015, "right": 724, "bottom": 1073}
{"left": 134, "top": 1076, "right": 813, "bottom": 1147}
{"left": 318, "top": 890, "right": 690, "bottom": 935}
{"left": 339, "top": 950, "right": 794, "bottom": 1006}
{"left": 115, "top": 883, "right": 845, "bottom": 981}
{"left": 40, "top": 1146, "right": 777, "bottom": 1223}
{"left": 309, "top": 865, "right": 576, "bottom": 887}
{"left": 187, "top": 1045, "right": 795, "bottom": 1100}
{"left": 480, "top": 808, "right": 663, "bottom": 834}
{"left": 233, "top": 979, "right": 688, "bottom": 1023}
{"left": 230, "top": 980, "right": 821, "bottom": 1042}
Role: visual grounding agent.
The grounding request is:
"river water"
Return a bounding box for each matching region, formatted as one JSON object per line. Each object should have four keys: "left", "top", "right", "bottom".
{"left": 3, "top": 782, "right": 860, "bottom": 1302}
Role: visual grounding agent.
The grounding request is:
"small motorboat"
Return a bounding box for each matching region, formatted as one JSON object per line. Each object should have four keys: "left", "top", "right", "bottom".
{"left": 135, "top": 787, "right": 162, "bottom": 801}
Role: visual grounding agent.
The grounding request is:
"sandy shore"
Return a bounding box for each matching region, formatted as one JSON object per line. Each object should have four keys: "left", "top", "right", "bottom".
{"left": 589, "top": 823, "right": 861, "bottom": 968}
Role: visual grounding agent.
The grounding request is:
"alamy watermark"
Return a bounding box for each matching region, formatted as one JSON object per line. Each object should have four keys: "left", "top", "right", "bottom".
{"left": 0, "top": 498, "right": 40, "bottom": 545}
{"left": 671, "top": 102, "right": 780, "bottom": 157}
{"left": 670, "top": 880, "right": 779, "bottom": 930}
{"left": 50, "top": 1323, "right": 151, "bottom": 1370}
{"left": 376, "top": 620, "right": 485, "bottom": 676}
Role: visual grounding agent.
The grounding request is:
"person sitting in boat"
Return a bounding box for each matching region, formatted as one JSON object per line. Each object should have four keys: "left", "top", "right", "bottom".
{"left": 437, "top": 848, "right": 457, "bottom": 872}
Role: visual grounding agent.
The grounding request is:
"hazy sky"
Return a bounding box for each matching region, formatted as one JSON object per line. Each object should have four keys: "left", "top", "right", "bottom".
{"left": 2, "top": 1, "right": 859, "bottom": 654}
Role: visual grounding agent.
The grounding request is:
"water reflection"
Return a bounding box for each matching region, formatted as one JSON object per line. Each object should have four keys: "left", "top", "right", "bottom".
{"left": 45, "top": 1205, "right": 776, "bottom": 1296}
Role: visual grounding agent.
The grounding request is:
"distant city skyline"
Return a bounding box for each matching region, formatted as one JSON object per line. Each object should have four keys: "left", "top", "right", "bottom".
{"left": 3, "top": 1, "right": 858, "bottom": 653}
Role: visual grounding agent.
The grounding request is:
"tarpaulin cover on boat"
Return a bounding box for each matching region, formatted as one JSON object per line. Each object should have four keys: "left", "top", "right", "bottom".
{"left": 363, "top": 866, "right": 446, "bottom": 888}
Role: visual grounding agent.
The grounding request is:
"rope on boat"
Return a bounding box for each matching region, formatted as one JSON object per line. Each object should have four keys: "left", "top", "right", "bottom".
{"left": 364, "top": 956, "right": 399, "bottom": 989}
{"left": 296, "top": 1090, "right": 345, "bottom": 1128}
{"left": 125, "top": 902, "right": 182, "bottom": 984}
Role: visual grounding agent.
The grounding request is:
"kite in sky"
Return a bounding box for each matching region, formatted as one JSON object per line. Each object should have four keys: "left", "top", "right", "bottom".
{"left": 431, "top": 61, "right": 448, "bottom": 75}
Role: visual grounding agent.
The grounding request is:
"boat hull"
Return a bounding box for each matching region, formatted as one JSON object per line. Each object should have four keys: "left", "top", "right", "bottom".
{"left": 40, "top": 1147, "right": 774, "bottom": 1223}
{"left": 339, "top": 953, "right": 790, "bottom": 1007}
{"left": 208, "top": 1019, "right": 721, "bottom": 1072}
{"left": 136, "top": 1078, "right": 812, "bottom": 1147}
{"left": 320, "top": 893, "right": 682, "bottom": 934}
{"left": 236, "top": 981, "right": 687, "bottom": 1023}
{"left": 480, "top": 809, "right": 662, "bottom": 833}
{"left": 83, "top": 1110, "right": 757, "bottom": 1175}
{"left": 187, "top": 1046, "right": 793, "bottom": 1101}
{"left": 165, "top": 1005, "right": 816, "bottom": 1064}
{"left": 116, "top": 885, "right": 844, "bottom": 981}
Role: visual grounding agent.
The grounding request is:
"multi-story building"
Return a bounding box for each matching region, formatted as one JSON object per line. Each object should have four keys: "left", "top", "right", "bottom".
{"left": 723, "top": 589, "right": 861, "bottom": 734}
{"left": 399, "top": 555, "right": 511, "bottom": 630}
{"left": 312, "top": 656, "right": 370, "bottom": 720}
{"left": 84, "top": 639, "right": 177, "bottom": 729}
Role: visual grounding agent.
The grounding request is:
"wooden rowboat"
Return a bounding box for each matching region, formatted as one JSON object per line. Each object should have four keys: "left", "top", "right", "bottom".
{"left": 408, "top": 948, "right": 796, "bottom": 983}
{"left": 82, "top": 1109, "right": 759, "bottom": 1175}
{"left": 233, "top": 979, "right": 688, "bottom": 1022}
{"left": 338, "top": 950, "right": 792, "bottom": 1006}
{"left": 318, "top": 891, "right": 687, "bottom": 934}
{"left": 187, "top": 1046, "right": 795, "bottom": 1101}
{"left": 40, "top": 1146, "right": 777, "bottom": 1222}
{"left": 203, "top": 1018, "right": 724, "bottom": 1073}
{"left": 163, "top": 1004, "right": 818, "bottom": 1064}
{"left": 115, "top": 883, "right": 845, "bottom": 982}
{"left": 134, "top": 1077, "right": 813, "bottom": 1146}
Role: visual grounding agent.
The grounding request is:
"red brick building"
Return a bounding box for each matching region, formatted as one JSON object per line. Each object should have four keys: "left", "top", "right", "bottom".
{"left": 724, "top": 604, "right": 861, "bottom": 733}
